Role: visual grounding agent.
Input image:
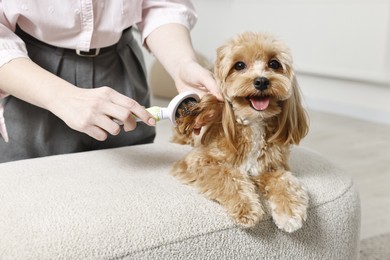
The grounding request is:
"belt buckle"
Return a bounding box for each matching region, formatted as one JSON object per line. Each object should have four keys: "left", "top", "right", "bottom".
{"left": 76, "top": 48, "right": 100, "bottom": 57}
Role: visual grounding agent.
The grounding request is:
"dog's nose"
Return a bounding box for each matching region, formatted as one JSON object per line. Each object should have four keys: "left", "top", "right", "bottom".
{"left": 253, "top": 77, "right": 269, "bottom": 91}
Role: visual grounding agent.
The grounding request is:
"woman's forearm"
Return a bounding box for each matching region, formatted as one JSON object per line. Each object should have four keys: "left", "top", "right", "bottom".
{"left": 145, "top": 23, "right": 222, "bottom": 99}
{"left": 0, "top": 57, "right": 155, "bottom": 140}
{"left": 0, "top": 57, "right": 76, "bottom": 111}
{"left": 145, "top": 24, "right": 197, "bottom": 81}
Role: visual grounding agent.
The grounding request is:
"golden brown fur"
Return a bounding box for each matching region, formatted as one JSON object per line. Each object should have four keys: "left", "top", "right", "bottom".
{"left": 171, "top": 32, "right": 309, "bottom": 232}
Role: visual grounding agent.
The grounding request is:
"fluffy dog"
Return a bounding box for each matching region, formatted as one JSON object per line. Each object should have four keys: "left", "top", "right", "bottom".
{"left": 172, "top": 32, "right": 309, "bottom": 232}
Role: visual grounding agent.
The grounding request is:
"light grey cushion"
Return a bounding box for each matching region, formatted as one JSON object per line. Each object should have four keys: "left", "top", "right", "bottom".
{"left": 0, "top": 143, "right": 360, "bottom": 259}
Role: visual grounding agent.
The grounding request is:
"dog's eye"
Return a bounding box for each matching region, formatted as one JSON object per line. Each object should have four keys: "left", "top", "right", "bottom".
{"left": 268, "top": 60, "right": 281, "bottom": 70}
{"left": 234, "top": 61, "right": 246, "bottom": 71}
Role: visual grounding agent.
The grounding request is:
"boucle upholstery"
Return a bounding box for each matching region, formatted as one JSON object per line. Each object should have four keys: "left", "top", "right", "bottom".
{"left": 0, "top": 143, "right": 360, "bottom": 259}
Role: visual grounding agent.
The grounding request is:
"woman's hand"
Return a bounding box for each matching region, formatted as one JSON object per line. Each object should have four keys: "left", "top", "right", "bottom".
{"left": 146, "top": 24, "right": 223, "bottom": 101}
{"left": 0, "top": 58, "right": 155, "bottom": 141}
{"left": 173, "top": 60, "right": 222, "bottom": 100}
{"left": 52, "top": 86, "right": 155, "bottom": 141}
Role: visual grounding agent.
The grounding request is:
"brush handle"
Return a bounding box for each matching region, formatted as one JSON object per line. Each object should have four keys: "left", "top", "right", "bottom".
{"left": 113, "top": 106, "right": 164, "bottom": 125}
{"left": 135, "top": 106, "right": 164, "bottom": 122}
{"left": 116, "top": 92, "right": 200, "bottom": 126}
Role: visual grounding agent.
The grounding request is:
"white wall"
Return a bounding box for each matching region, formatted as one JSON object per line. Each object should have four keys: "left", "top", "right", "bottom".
{"left": 143, "top": 0, "right": 390, "bottom": 125}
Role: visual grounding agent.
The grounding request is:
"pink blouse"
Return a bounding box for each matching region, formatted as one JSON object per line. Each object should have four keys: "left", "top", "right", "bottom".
{"left": 0, "top": 0, "right": 197, "bottom": 142}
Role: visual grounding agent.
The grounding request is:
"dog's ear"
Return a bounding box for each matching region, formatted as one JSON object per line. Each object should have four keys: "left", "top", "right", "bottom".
{"left": 214, "top": 44, "right": 232, "bottom": 89}
{"left": 175, "top": 93, "right": 238, "bottom": 152}
{"left": 197, "top": 96, "right": 238, "bottom": 153}
{"left": 270, "top": 76, "right": 309, "bottom": 145}
{"left": 212, "top": 45, "right": 239, "bottom": 151}
{"left": 220, "top": 100, "right": 238, "bottom": 152}
{"left": 175, "top": 94, "right": 224, "bottom": 139}
{"left": 194, "top": 95, "right": 223, "bottom": 132}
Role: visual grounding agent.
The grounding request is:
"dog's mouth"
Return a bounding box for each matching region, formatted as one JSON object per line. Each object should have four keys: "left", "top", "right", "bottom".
{"left": 248, "top": 96, "right": 270, "bottom": 111}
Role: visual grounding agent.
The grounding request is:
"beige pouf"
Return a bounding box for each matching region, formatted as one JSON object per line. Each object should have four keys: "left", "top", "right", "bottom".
{"left": 0, "top": 143, "right": 360, "bottom": 259}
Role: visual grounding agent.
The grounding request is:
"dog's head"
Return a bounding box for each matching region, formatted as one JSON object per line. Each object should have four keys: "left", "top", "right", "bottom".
{"left": 214, "top": 32, "right": 308, "bottom": 146}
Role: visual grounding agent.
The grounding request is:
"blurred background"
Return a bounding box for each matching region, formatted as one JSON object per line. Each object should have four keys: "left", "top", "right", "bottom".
{"left": 140, "top": 0, "right": 390, "bottom": 244}
{"left": 146, "top": 0, "right": 390, "bottom": 125}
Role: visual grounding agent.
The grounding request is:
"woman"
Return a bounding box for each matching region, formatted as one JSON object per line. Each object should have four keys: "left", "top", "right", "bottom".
{"left": 0, "top": 1, "right": 221, "bottom": 162}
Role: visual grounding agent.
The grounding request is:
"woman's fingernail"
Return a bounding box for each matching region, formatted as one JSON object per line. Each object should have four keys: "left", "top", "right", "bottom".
{"left": 148, "top": 118, "right": 156, "bottom": 126}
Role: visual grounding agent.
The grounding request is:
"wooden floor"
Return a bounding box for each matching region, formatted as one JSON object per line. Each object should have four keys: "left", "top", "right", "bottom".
{"left": 153, "top": 97, "right": 390, "bottom": 240}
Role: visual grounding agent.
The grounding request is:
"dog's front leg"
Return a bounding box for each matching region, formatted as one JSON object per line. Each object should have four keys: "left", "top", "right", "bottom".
{"left": 172, "top": 159, "right": 264, "bottom": 228}
{"left": 256, "top": 170, "right": 309, "bottom": 233}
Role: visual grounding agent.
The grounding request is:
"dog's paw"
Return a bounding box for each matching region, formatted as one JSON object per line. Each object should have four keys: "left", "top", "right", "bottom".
{"left": 270, "top": 190, "right": 309, "bottom": 233}
{"left": 271, "top": 206, "right": 307, "bottom": 233}
{"left": 261, "top": 171, "right": 309, "bottom": 233}
{"left": 232, "top": 202, "right": 265, "bottom": 228}
{"left": 235, "top": 212, "right": 260, "bottom": 228}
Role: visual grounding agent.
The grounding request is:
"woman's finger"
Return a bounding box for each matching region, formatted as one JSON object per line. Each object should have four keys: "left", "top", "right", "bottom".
{"left": 123, "top": 116, "right": 137, "bottom": 132}
{"left": 85, "top": 125, "right": 109, "bottom": 141}
{"left": 107, "top": 90, "right": 155, "bottom": 126}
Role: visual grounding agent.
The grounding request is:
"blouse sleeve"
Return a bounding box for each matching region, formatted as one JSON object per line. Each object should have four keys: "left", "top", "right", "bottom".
{"left": 137, "top": 0, "right": 198, "bottom": 44}
{"left": 0, "top": 3, "right": 29, "bottom": 69}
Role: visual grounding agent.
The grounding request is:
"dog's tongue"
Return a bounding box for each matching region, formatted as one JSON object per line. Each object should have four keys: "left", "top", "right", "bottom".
{"left": 250, "top": 96, "right": 270, "bottom": 111}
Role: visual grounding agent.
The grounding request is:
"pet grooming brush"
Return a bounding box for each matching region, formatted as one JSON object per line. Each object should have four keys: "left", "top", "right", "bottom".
{"left": 135, "top": 91, "right": 200, "bottom": 126}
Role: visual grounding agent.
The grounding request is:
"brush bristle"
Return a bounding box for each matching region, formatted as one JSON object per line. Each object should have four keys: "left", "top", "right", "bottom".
{"left": 175, "top": 98, "right": 198, "bottom": 119}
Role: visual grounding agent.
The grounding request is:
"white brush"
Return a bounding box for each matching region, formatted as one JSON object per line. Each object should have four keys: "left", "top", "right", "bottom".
{"left": 135, "top": 91, "right": 200, "bottom": 126}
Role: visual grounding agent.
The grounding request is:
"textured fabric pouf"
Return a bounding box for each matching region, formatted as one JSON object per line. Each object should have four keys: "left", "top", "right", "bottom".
{"left": 0, "top": 143, "right": 360, "bottom": 259}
